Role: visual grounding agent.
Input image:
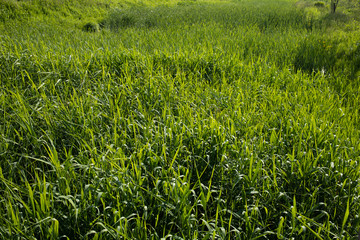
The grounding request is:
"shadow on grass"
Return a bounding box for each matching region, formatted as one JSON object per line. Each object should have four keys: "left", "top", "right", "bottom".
{"left": 101, "top": 2, "right": 308, "bottom": 31}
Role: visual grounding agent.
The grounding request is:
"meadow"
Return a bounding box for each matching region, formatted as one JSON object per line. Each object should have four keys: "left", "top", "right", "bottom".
{"left": 0, "top": 0, "right": 360, "bottom": 239}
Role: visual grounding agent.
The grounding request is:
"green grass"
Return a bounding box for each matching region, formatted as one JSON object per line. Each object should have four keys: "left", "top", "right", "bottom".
{"left": 1, "top": 0, "right": 360, "bottom": 239}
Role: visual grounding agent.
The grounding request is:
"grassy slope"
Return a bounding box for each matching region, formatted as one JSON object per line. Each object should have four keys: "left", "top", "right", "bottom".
{"left": 1, "top": 0, "right": 360, "bottom": 239}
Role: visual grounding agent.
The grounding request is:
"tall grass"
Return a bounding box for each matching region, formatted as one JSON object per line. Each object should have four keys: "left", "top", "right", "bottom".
{"left": 1, "top": 0, "right": 360, "bottom": 239}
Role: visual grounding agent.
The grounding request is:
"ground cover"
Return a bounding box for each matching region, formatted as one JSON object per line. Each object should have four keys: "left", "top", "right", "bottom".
{"left": 0, "top": 0, "right": 360, "bottom": 239}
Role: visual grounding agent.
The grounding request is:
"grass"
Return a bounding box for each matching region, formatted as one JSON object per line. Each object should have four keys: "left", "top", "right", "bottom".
{"left": 0, "top": 0, "right": 360, "bottom": 239}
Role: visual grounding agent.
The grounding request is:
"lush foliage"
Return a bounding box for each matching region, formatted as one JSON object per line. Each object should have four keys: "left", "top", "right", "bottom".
{"left": 1, "top": 0, "right": 360, "bottom": 239}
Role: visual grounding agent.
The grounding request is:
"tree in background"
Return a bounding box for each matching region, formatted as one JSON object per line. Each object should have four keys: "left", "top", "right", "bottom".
{"left": 331, "top": 0, "right": 339, "bottom": 13}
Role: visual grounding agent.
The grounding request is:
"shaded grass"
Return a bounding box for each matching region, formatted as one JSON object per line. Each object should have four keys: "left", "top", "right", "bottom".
{"left": 104, "top": 2, "right": 307, "bottom": 31}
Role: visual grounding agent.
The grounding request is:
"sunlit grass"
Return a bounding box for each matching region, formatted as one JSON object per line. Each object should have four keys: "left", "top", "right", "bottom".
{"left": 0, "top": 0, "right": 360, "bottom": 239}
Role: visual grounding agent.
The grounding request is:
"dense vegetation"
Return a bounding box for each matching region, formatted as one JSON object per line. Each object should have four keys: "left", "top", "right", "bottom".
{"left": 1, "top": 0, "right": 360, "bottom": 239}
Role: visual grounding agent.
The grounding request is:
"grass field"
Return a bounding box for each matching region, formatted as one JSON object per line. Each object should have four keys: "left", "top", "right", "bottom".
{"left": 1, "top": 0, "right": 360, "bottom": 239}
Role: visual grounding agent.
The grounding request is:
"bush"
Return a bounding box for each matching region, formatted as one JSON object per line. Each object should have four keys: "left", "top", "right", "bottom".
{"left": 314, "top": 1, "right": 325, "bottom": 8}
{"left": 82, "top": 21, "right": 100, "bottom": 32}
